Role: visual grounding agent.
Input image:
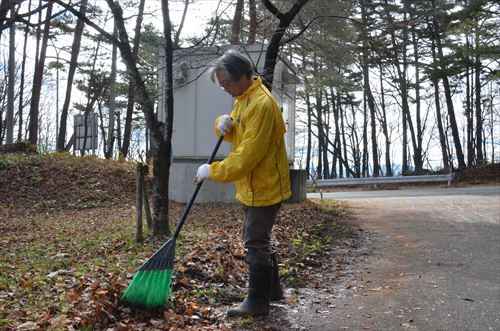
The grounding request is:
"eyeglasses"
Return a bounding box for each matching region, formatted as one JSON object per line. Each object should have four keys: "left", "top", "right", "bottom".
{"left": 219, "top": 79, "right": 232, "bottom": 89}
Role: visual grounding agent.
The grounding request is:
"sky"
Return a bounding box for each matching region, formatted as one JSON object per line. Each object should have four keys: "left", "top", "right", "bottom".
{"left": 148, "top": 0, "right": 233, "bottom": 40}
{"left": 2, "top": 1, "right": 498, "bottom": 169}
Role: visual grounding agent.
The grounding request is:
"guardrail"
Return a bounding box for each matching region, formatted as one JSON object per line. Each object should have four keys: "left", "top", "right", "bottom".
{"left": 307, "top": 173, "right": 454, "bottom": 188}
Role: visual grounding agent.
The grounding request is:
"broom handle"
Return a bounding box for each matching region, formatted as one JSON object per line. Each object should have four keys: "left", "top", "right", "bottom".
{"left": 172, "top": 134, "right": 225, "bottom": 239}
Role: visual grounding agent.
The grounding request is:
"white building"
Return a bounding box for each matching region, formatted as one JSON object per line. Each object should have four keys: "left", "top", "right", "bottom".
{"left": 158, "top": 44, "right": 301, "bottom": 203}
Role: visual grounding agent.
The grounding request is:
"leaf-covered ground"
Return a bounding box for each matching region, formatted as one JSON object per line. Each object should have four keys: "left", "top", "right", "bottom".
{"left": 0, "top": 153, "right": 357, "bottom": 330}
{"left": 453, "top": 162, "right": 500, "bottom": 184}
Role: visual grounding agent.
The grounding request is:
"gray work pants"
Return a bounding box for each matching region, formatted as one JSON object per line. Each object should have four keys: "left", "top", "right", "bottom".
{"left": 242, "top": 203, "right": 281, "bottom": 267}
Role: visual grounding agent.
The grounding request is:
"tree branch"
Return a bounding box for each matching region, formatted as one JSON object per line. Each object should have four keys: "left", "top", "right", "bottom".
{"left": 51, "top": 0, "right": 116, "bottom": 42}
{"left": 282, "top": 15, "right": 361, "bottom": 45}
{"left": 262, "top": 0, "right": 283, "bottom": 20}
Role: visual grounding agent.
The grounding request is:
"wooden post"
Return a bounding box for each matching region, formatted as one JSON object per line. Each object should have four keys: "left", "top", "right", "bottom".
{"left": 135, "top": 163, "right": 143, "bottom": 243}
{"left": 142, "top": 164, "right": 152, "bottom": 231}
{"left": 287, "top": 169, "right": 307, "bottom": 203}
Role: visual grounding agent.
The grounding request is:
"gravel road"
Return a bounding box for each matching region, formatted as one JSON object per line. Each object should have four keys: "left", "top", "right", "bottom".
{"left": 288, "top": 186, "right": 500, "bottom": 331}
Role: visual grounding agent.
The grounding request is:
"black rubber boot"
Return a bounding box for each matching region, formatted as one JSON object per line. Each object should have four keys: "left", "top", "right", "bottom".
{"left": 269, "top": 252, "right": 284, "bottom": 301}
{"left": 227, "top": 264, "right": 272, "bottom": 317}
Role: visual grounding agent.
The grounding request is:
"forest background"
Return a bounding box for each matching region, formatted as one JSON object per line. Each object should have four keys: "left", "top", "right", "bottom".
{"left": 0, "top": 0, "right": 498, "bottom": 234}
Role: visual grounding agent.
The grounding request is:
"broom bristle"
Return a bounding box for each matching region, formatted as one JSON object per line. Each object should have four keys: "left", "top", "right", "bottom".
{"left": 121, "top": 268, "right": 174, "bottom": 309}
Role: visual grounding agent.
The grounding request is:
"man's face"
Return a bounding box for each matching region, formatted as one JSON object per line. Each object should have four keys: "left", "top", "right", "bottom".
{"left": 216, "top": 70, "right": 244, "bottom": 97}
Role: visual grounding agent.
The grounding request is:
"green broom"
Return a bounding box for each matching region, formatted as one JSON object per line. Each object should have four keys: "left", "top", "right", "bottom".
{"left": 121, "top": 135, "right": 225, "bottom": 309}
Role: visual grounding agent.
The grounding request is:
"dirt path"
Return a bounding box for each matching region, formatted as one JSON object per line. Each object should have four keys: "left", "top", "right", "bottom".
{"left": 275, "top": 186, "right": 500, "bottom": 331}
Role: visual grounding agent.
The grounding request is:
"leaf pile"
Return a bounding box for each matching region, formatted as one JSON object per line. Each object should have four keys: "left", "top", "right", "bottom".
{"left": 0, "top": 153, "right": 136, "bottom": 211}
{"left": 0, "top": 154, "right": 356, "bottom": 330}
{"left": 453, "top": 162, "right": 500, "bottom": 184}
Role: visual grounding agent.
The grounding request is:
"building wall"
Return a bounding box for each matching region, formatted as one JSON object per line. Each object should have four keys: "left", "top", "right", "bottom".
{"left": 169, "top": 160, "right": 236, "bottom": 204}
{"left": 171, "top": 70, "right": 233, "bottom": 159}
{"left": 159, "top": 45, "right": 297, "bottom": 203}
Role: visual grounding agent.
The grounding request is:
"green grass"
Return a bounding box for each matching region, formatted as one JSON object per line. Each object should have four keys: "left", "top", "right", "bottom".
{"left": 234, "top": 316, "right": 254, "bottom": 328}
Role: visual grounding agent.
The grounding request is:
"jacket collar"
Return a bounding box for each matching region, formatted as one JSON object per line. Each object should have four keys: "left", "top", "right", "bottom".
{"left": 236, "top": 76, "right": 262, "bottom": 101}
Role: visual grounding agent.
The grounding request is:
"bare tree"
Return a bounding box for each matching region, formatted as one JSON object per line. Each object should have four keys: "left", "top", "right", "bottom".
{"left": 120, "top": 0, "right": 145, "bottom": 158}
{"left": 104, "top": 22, "right": 117, "bottom": 159}
{"left": 247, "top": 0, "right": 257, "bottom": 44}
{"left": 54, "top": 0, "right": 176, "bottom": 235}
{"left": 231, "top": 0, "right": 244, "bottom": 43}
{"left": 262, "top": 0, "right": 311, "bottom": 90}
{"left": 431, "top": 0, "right": 466, "bottom": 170}
{"left": 6, "top": 0, "right": 16, "bottom": 143}
{"left": 360, "top": 0, "right": 378, "bottom": 176}
{"left": 57, "top": 0, "right": 87, "bottom": 151}
{"left": 17, "top": 0, "right": 31, "bottom": 142}
{"left": 173, "top": 0, "right": 189, "bottom": 46}
{"left": 28, "top": 1, "right": 52, "bottom": 145}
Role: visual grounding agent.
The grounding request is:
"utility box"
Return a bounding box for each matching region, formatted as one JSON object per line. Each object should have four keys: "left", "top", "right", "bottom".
{"left": 158, "top": 44, "right": 300, "bottom": 204}
{"left": 74, "top": 113, "right": 98, "bottom": 153}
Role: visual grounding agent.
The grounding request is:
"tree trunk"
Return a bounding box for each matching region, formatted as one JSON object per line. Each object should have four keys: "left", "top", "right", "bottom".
{"left": 155, "top": 0, "right": 176, "bottom": 236}
{"left": 384, "top": 2, "right": 419, "bottom": 174}
{"left": 364, "top": 59, "right": 378, "bottom": 177}
{"left": 466, "top": 61, "right": 474, "bottom": 166}
{"left": 474, "top": 24, "right": 483, "bottom": 163}
{"left": 340, "top": 95, "right": 349, "bottom": 177}
{"left": 116, "top": 110, "right": 121, "bottom": 150}
{"left": 81, "top": 35, "right": 105, "bottom": 155}
{"left": 304, "top": 87, "right": 313, "bottom": 176}
{"left": 262, "top": 0, "right": 310, "bottom": 90}
{"left": 350, "top": 103, "right": 361, "bottom": 177}
{"left": 430, "top": 37, "right": 450, "bottom": 172}
{"left": 489, "top": 86, "right": 494, "bottom": 162}
{"left": 439, "top": 55, "right": 466, "bottom": 169}
{"left": 99, "top": 0, "right": 170, "bottom": 236}
{"left": 231, "top": 0, "right": 244, "bottom": 44}
{"left": 104, "top": 22, "right": 118, "bottom": 159}
{"left": 28, "top": 1, "right": 52, "bottom": 146}
{"left": 302, "top": 55, "right": 312, "bottom": 177}
{"left": 57, "top": 0, "right": 87, "bottom": 151}
{"left": 135, "top": 163, "right": 144, "bottom": 243}
{"left": 378, "top": 64, "right": 392, "bottom": 176}
{"left": 465, "top": 16, "right": 474, "bottom": 166}
{"left": 173, "top": 0, "right": 189, "bottom": 47}
{"left": 17, "top": 17, "right": 29, "bottom": 142}
{"left": 120, "top": 0, "right": 145, "bottom": 158}
{"left": 315, "top": 88, "right": 326, "bottom": 179}
{"left": 432, "top": 5, "right": 466, "bottom": 169}
{"left": 321, "top": 88, "right": 330, "bottom": 179}
{"left": 305, "top": 87, "right": 312, "bottom": 177}
{"left": 411, "top": 15, "right": 424, "bottom": 173}
{"left": 361, "top": 0, "right": 378, "bottom": 177}
{"left": 332, "top": 90, "right": 342, "bottom": 178}
{"left": 361, "top": 94, "right": 368, "bottom": 177}
{"left": 6, "top": 1, "right": 15, "bottom": 144}
{"left": 0, "top": 108, "right": 3, "bottom": 144}
{"left": 0, "top": 0, "right": 12, "bottom": 33}
{"left": 247, "top": 0, "right": 257, "bottom": 44}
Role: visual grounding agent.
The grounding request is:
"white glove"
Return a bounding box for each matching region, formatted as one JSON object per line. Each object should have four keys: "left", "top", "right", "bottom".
{"left": 217, "top": 114, "right": 233, "bottom": 135}
{"left": 195, "top": 164, "right": 210, "bottom": 184}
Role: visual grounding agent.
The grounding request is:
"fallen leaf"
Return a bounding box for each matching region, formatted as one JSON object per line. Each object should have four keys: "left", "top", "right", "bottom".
{"left": 50, "top": 314, "right": 69, "bottom": 329}
{"left": 16, "top": 321, "right": 39, "bottom": 331}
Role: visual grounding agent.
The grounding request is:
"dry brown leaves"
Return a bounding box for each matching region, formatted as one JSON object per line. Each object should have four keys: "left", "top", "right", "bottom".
{"left": 0, "top": 200, "right": 352, "bottom": 330}
{"left": 0, "top": 154, "right": 354, "bottom": 330}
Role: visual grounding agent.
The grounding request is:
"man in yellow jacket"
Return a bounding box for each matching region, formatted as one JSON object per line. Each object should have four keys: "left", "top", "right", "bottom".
{"left": 195, "top": 50, "right": 291, "bottom": 317}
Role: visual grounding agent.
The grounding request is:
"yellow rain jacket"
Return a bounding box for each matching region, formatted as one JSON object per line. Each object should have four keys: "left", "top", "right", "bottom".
{"left": 209, "top": 76, "right": 291, "bottom": 207}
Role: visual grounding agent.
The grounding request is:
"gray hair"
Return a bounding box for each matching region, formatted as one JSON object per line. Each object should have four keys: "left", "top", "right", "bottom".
{"left": 208, "top": 50, "right": 254, "bottom": 83}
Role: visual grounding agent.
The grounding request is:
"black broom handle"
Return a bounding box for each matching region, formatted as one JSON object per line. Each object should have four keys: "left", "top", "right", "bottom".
{"left": 172, "top": 134, "right": 225, "bottom": 239}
